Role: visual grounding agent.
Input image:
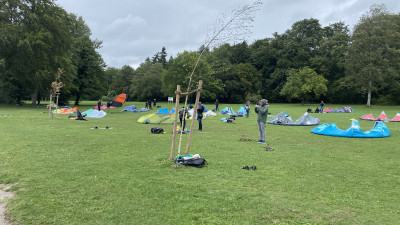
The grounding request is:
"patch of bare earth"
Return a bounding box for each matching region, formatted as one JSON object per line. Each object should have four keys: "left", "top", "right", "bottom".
{"left": 0, "top": 184, "right": 14, "bottom": 225}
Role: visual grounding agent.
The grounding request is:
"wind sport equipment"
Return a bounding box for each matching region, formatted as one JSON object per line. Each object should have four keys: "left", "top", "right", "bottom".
{"left": 52, "top": 107, "right": 78, "bottom": 114}
{"left": 111, "top": 93, "right": 127, "bottom": 107}
{"left": 311, "top": 120, "right": 391, "bottom": 138}
{"left": 267, "top": 112, "right": 320, "bottom": 126}
{"left": 219, "top": 107, "right": 236, "bottom": 115}
{"left": 323, "top": 106, "right": 353, "bottom": 113}
{"left": 156, "top": 107, "right": 175, "bottom": 114}
{"left": 82, "top": 109, "right": 107, "bottom": 118}
{"left": 122, "top": 105, "right": 136, "bottom": 112}
{"left": 138, "top": 113, "right": 175, "bottom": 124}
{"left": 236, "top": 107, "right": 247, "bottom": 116}
{"left": 359, "top": 111, "right": 400, "bottom": 122}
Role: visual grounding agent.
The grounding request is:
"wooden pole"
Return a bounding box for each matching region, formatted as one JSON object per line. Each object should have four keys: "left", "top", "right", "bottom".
{"left": 185, "top": 80, "right": 202, "bottom": 155}
{"left": 170, "top": 85, "right": 181, "bottom": 160}
{"left": 55, "top": 93, "right": 59, "bottom": 119}
{"left": 49, "top": 94, "right": 52, "bottom": 119}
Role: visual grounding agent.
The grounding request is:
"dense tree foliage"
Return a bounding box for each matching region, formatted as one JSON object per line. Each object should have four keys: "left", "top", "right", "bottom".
{"left": 1, "top": 3, "right": 399, "bottom": 106}
{"left": 280, "top": 67, "right": 328, "bottom": 104}
{"left": 0, "top": 0, "right": 106, "bottom": 105}
{"left": 346, "top": 5, "right": 400, "bottom": 106}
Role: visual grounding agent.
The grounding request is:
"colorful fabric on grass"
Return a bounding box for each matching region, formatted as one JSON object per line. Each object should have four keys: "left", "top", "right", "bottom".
{"left": 311, "top": 120, "right": 391, "bottom": 138}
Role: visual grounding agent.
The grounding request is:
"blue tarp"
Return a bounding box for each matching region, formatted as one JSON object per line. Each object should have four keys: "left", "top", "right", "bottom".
{"left": 311, "top": 120, "right": 391, "bottom": 138}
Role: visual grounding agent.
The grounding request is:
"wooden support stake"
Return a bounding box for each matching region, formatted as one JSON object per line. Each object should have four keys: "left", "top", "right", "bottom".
{"left": 55, "top": 93, "right": 59, "bottom": 119}
{"left": 170, "top": 85, "right": 181, "bottom": 160}
{"left": 185, "top": 80, "right": 202, "bottom": 155}
{"left": 49, "top": 94, "right": 52, "bottom": 119}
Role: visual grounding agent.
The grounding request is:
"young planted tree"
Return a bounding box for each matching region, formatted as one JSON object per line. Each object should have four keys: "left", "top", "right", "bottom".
{"left": 170, "top": 0, "right": 262, "bottom": 159}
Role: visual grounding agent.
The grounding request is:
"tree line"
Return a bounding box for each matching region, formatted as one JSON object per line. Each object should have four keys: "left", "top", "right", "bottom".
{"left": 1, "top": 2, "right": 399, "bottom": 106}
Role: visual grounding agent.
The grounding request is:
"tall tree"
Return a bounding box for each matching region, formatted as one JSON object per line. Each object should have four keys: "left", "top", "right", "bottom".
{"left": 110, "top": 65, "right": 134, "bottom": 95}
{"left": 70, "top": 16, "right": 106, "bottom": 105}
{"left": 130, "top": 61, "right": 163, "bottom": 101}
{"left": 0, "top": 0, "right": 74, "bottom": 105}
{"left": 280, "top": 67, "right": 328, "bottom": 105}
{"left": 162, "top": 51, "right": 222, "bottom": 102}
{"left": 346, "top": 5, "right": 400, "bottom": 106}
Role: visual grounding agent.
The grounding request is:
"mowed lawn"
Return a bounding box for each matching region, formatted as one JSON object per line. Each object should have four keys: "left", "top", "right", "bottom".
{"left": 0, "top": 102, "right": 399, "bottom": 224}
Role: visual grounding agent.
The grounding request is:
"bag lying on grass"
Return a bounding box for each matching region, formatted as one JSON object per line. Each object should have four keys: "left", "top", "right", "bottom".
{"left": 174, "top": 154, "right": 207, "bottom": 168}
{"left": 151, "top": 127, "right": 164, "bottom": 134}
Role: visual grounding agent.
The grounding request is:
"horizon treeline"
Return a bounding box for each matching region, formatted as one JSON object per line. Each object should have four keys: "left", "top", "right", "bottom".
{"left": 1, "top": 2, "right": 399, "bottom": 106}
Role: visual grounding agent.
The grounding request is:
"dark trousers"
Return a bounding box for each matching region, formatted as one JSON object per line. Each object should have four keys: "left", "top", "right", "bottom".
{"left": 198, "top": 118, "right": 202, "bottom": 130}
{"left": 179, "top": 118, "right": 186, "bottom": 130}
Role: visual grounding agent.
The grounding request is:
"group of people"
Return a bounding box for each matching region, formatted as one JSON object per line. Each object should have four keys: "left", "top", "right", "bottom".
{"left": 145, "top": 99, "right": 157, "bottom": 109}
{"left": 307, "top": 101, "right": 325, "bottom": 113}
{"left": 97, "top": 99, "right": 112, "bottom": 112}
{"left": 178, "top": 102, "right": 205, "bottom": 132}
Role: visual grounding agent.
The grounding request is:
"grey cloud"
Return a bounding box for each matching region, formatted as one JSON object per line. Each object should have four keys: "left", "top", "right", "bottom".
{"left": 56, "top": 0, "right": 400, "bottom": 68}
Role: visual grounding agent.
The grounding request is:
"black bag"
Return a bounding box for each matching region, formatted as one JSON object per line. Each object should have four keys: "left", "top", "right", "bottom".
{"left": 151, "top": 127, "right": 164, "bottom": 134}
{"left": 182, "top": 158, "right": 207, "bottom": 168}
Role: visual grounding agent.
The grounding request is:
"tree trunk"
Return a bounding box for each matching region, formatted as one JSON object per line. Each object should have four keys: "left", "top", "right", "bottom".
{"left": 367, "top": 89, "right": 371, "bottom": 107}
{"left": 31, "top": 81, "right": 39, "bottom": 105}
{"left": 367, "top": 80, "right": 372, "bottom": 107}
{"left": 74, "top": 94, "right": 81, "bottom": 106}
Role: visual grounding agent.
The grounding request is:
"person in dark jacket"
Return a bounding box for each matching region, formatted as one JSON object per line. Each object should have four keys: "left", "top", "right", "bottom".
{"left": 197, "top": 102, "right": 205, "bottom": 131}
{"left": 106, "top": 101, "right": 111, "bottom": 114}
{"left": 215, "top": 99, "right": 219, "bottom": 111}
{"left": 255, "top": 99, "right": 268, "bottom": 144}
{"left": 245, "top": 101, "right": 251, "bottom": 118}
{"left": 97, "top": 99, "right": 102, "bottom": 111}
{"left": 179, "top": 107, "right": 187, "bottom": 132}
{"left": 320, "top": 101, "right": 325, "bottom": 113}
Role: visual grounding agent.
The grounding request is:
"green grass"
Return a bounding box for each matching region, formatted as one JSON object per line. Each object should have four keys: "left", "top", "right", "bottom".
{"left": 0, "top": 102, "right": 399, "bottom": 224}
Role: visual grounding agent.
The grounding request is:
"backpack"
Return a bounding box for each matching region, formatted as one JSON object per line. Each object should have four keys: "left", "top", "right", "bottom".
{"left": 182, "top": 158, "right": 207, "bottom": 168}
{"left": 174, "top": 156, "right": 207, "bottom": 168}
{"left": 151, "top": 127, "right": 164, "bottom": 134}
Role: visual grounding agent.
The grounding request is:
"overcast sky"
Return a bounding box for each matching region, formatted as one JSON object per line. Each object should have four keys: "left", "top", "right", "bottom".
{"left": 56, "top": 0, "right": 400, "bottom": 69}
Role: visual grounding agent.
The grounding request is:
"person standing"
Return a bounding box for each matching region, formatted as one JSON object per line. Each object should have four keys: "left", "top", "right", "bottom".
{"left": 197, "top": 101, "right": 205, "bottom": 131}
{"left": 179, "top": 107, "right": 187, "bottom": 132}
{"left": 153, "top": 98, "right": 157, "bottom": 107}
{"left": 245, "top": 101, "right": 251, "bottom": 118}
{"left": 255, "top": 99, "right": 268, "bottom": 144}
{"left": 215, "top": 99, "right": 219, "bottom": 111}
{"left": 320, "top": 101, "right": 324, "bottom": 113}
{"left": 97, "top": 99, "right": 102, "bottom": 111}
{"left": 106, "top": 101, "right": 111, "bottom": 114}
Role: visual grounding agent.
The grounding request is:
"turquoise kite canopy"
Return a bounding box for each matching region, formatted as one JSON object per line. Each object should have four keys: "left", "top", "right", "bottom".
{"left": 310, "top": 120, "right": 391, "bottom": 138}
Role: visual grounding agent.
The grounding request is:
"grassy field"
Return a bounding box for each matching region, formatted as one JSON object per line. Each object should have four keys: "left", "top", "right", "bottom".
{"left": 0, "top": 101, "right": 399, "bottom": 224}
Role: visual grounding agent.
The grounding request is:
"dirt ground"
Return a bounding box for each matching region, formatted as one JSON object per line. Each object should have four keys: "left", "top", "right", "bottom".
{"left": 0, "top": 184, "right": 14, "bottom": 225}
